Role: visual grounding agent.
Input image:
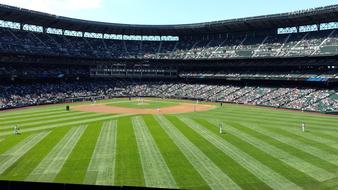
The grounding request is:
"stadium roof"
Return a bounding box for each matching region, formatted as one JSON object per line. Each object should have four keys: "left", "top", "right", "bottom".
{"left": 0, "top": 4, "right": 337, "bottom": 35}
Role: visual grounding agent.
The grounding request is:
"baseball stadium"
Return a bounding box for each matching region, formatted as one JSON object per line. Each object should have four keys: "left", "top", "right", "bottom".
{"left": 1, "top": 2, "right": 338, "bottom": 190}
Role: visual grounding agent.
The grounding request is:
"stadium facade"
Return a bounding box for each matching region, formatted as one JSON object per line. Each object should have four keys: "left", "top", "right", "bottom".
{"left": 1, "top": 4, "right": 338, "bottom": 113}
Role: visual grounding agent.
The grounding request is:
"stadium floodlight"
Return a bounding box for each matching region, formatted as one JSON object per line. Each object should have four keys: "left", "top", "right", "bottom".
{"left": 23, "top": 24, "right": 43, "bottom": 33}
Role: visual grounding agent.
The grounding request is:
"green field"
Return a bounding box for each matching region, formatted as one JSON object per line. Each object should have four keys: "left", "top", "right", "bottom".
{"left": 107, "top": 99, "right": 178, "bottom": 109}
{"left": 1, "top": 98, "right": 338, "bottom": 189}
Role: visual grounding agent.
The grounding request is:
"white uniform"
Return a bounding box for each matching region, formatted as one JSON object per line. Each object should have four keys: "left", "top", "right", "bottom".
{"left": 14, "top": 126, "right": 18, "bottom": 135}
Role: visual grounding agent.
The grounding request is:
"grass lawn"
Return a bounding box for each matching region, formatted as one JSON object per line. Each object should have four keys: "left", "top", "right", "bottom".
{"left": 0, "top": 98, "right": 338, "bottom": 189}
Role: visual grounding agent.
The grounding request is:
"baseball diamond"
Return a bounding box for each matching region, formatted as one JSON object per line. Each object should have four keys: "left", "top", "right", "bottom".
{"left": 1, "top": 2, "right": 338, "bottom": 190}
{"left": 1, "top": 99, "right": 338, "bottom": 189}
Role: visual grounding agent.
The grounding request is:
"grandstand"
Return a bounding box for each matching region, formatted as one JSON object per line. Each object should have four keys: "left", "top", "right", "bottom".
{"left": 1, "top": 4, "right": 338, "bottom": 189}
{"left": 0, "top": 4, "right": 337, "bottom": 113}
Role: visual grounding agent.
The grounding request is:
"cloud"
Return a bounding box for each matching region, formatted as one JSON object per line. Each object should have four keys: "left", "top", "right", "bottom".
{"left": 0, "top": 0, "right": 102, "bottom": 15}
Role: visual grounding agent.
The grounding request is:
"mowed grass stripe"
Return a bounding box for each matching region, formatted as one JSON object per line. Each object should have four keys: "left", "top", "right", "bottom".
{"left": 312, "top": 177, "right": 338, "bottom": 189}
{"left": 143, "top": 115, "right": 209, "bottom": 190}
{"left": 0, "top": 112, "right": 103, "bottom": 131}
{"left": 0, "top": 107, "right": 62, "bottom": 116}
{"left": 0, "top": 114, "right": 132, "bottom": 137}
{"left": 193, "top": 112, "right": 338, "bottom": 145}
{"left": 167, "top": 116, "right": 271, "bottom": 190}
{"left": 249, "top": 124, "right": 338, "bottom": 159}
{"left": 214, "top": 108, "right": 338, "bottom": 147}
{"left": 191, "top": 118, "right": 323, "bottom": 188}
{"left": 26, "top": 125, "right": 87, "bottom": 182}
{"left": 0, "top": 111, "right": 86, "bottom": 126}
{"left": 259, "top": 126, "right": 338, "bottom": 155}
{"left": 245, "top": 123, "right": 338, "bottom": 166}
{"left": 199, "top": 110, "right": 338, "bottom": 132}
{"left": 0, "top": 110, "right": 70, "bottom": 122}
{"left": 84, "top": 121, "right": 117, "bottom": 186}
{"left": 268, "top": 126, "right": 338, "bottom": 149}
{"left": 195, "top": 110, "right": 338, "bottom": 132}
{"left": 222, "top": 119, "right": 338, "bottom": 176}
{"left": 115, "top": 117, "right": 145, "bottom": 187}
{"left": 206, "top": 119, "right": 334, "bottom": 182}
{"left": 0, "top": 112, "right": 98, "bottom": 132}
{"left": 132, "top": 116, "right": 177, "bottom": 189}
{"left": 0, "top": 108, "right": 64, "bottom": 118}
{"left": 154, "top": 115, "right": 241, "bottom": 190}
{"left": 0, "top": 132, "right": 50, "bottom": 175}
{"left": 54, "top": 122, "right": 102, "bottom": 184}
{"left": 312, "top": 131, "right": 338, "bottom": 144}
{"left": 178, "top": 116, "right": 301, "bottom": 190}
{"left": 0, "top": 134, "right": 36, "bottom": 155}
{"left": 213, "top": 105, "right": 338, "bottom": 124}
{"left": 0, "top": 127, "right": 72, "bottom": 181}
{"left": 91, "top": 121, "right": 117, "bottom": 185}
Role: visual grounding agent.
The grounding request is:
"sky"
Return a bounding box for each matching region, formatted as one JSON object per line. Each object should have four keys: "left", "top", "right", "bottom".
{"left": 0, "top": 0, "right": 337, "bottom": 25}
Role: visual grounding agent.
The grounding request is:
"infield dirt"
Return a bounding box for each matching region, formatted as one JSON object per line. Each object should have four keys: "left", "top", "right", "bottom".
{"left": 73, "top": 103, "right": 215, "bottom": 114}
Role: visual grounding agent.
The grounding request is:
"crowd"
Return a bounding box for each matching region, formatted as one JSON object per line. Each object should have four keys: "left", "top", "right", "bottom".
{"left": 179, "top": 70, "right": 338, "bottom": 80}
{"left": 0, "top": 28, "right": 337, "bottom": 60}
{"left": 0, "top": 81, "right": 118, "bottom": 109}
{"left": 1, "top": 80, "right": 338, "bottom": 112}
{"left": 307, "top": 93, "right": 338, "bottom": 112}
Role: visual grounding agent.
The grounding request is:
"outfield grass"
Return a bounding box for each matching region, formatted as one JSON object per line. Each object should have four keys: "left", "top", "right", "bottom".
{"left": 0, "top": 99, "right": 338, "bottom": 189}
